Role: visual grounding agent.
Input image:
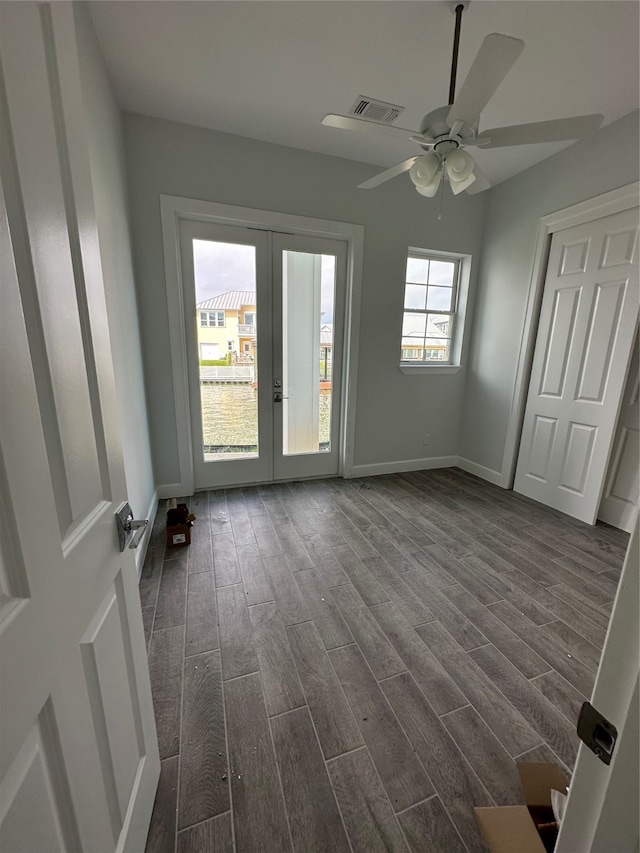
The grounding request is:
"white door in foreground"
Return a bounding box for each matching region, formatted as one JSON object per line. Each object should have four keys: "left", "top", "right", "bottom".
{"left": 598, "top": 333, "right": 639, "bottom": 532}
{"left": 0, "top": 4, "right": 159, "bottom": 851}
{"left": 514, "top": 207, "right": 639, "bottom": 523}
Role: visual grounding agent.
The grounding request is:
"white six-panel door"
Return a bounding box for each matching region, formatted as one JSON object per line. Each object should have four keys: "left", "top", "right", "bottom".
{"left": 0, "top": 4, "right": 159, "bottom": 851}
{"left": 514, "top": 207, "right": 639, "bottom": 524}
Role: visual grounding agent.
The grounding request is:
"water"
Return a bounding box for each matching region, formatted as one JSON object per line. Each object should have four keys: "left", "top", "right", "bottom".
{"left": 200, "top": 384, "right": 332, "bottom": 454}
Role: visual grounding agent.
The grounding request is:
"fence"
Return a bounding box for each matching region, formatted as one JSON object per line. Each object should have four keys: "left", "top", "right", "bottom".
{"left": 200, "top": 366, "right": 254, "bottom": 383}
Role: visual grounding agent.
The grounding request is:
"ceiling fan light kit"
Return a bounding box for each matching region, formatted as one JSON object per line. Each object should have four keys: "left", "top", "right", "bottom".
{"left": 321, "top": 0, "right": 604, "bottom": 204}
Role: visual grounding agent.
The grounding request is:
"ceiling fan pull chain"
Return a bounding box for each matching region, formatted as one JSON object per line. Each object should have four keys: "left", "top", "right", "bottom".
{"left": 448, "top": 3, "right": 465, "bottom": 105}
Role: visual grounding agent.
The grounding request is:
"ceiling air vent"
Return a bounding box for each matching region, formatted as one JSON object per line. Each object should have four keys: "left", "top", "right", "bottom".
{"left": 348, "top": 96, "right": 404, "bottom": 125}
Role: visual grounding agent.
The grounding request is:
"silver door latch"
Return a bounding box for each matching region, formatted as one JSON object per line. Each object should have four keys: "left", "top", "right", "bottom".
{"left": 115, "top": 502, "right": 149, "bottom": 552}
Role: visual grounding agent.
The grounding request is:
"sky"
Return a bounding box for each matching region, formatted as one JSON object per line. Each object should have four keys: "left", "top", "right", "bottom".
{"left": 193, "top": 239, "right": 335, "bottom": 322}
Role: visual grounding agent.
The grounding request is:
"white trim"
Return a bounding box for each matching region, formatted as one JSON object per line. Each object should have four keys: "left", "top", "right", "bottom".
{"left": 349, "top": 455, "right": 458, "bottom": 478}
{"left": 156, "top": 482, "right": 184, "bottom": 500}
{"left": 134, "top": 488, "right": 159, "bottom": 580}
{"left": 160, "top": 195, "right": 364, "bottom": 492}
{"left": 456, "top": 456, "right": 503, "bottom": 487}
{"left": 501, "top": 182, "right": 640, "bottom": 490}
{"left": 399, "top": 364, "right": 462, "bottom": 375}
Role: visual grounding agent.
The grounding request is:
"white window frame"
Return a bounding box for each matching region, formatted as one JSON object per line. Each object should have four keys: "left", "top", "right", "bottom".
{"left": 200, "top": 310, "right": 225, "bottom": 327}
{"left": 399, "top": 247, "right": 472, "bottom": 375}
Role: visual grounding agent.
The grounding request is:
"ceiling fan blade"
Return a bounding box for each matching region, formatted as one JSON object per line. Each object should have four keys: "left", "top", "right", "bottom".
{"left": 357, "top": 157, "right": 419, "bottom": 189}
{"left": 466, "top": 163, "right": 491, "bottom": 195}
{"left": 472, "top": 114, "right": 604, "bottom": 148}
{"left": 447, "top": 33, "right": 524, "bottom": 126}
{"left": 322, "top": 114, "right": 420, "bottom": 140}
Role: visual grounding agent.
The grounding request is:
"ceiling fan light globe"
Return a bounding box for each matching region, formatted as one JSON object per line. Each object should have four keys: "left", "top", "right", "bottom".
{"left": 409, "top": 153, "right": 440, "bottom": 188}
{"left": 449, "top": 170, "right": 477, "bottom": 195}
{"left": 415, "top": 170, "right": 443, "bottom": 198}
{"left": 446, "top": 149, "right": 475, "bottom": 181}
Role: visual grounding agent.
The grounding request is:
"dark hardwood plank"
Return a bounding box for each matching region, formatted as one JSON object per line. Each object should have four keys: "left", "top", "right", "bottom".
{"left": 547, "top": 583, "right": 611, "bottom": 626}
{"left": 248, "top": 601, "right": 305, "bottom": 716}
{"left": 189, "top": 490, "right": 210, "bottom": 519}
{"left": 425, "top": 544, "right": 502, "bottom": 605}
{"left": 544, "top": 619, "right": 602, "bottom": 671}
{"left": 241, "top": 485, "right": 268, "bottom": 518}
{"left": 370, "top": 601, "right": 467, "bottom": 715}
{"left": 364, "top": 556, "right": 434, "bottom": 626}
{"left": 188, "top": 535, "right": 214, "bottom": 575}
{"left": 139, "top": 546, "right": 163, "bottom": 609}
{"left": 142, "top": 605, "right": 155, "bottom": 650}
{"left": 208, "top": 491, "right": 231, "bottom": 533}
{"left": 178, "top": 650, "right": 229, "bottom": 829}
{"left": 487, "top": 600, "right": 594, "bottom": 696}
{"left": 398, "top": 796, "right": 470, "bottom": 853}
{"left": 403, "top": 573, "right": 488, "bottom": 651}
{"left": 212, "top": 532, "right": 241, "bottom": 587}
{"left": 442, "top": 585, "right": 548, "bottom": 678}
{"left": 329, "top": 643, "right": 434, "bottom": 812}
{"left": 416, "top": 621, "right": 541, "bottom": 757}
{"left": 178, "top": 812, "right": 234, "bottom": 853}
{"left": 327, "top": 748, "right": 410, "bottom": 853}
{"left": 224, "top": 673, "right": 292, "bottom": 853}
{"left": 364, "top": 525, "right": 422, "bottom": 572}
{"left": 185, "top": 571, "right": 219, "bottom": 657}
{"left": 263, "top": 554, "right": 311, "bottom": 626}
{"left": 287, "top": 622, "right": 363, "bottom": 759}
{"left": 293, "top": 567, "right": 353, "bottom": 649}
{"left": 516, "top": 742, "right": 570, "bottom": 772}
{"left": 144, "top": 756, "right": 178, "bottom": 853}
{"left": 250, "top": 514, "right": 285, "bottom": 558}
{"left": 469, "top": 644, "right": 579, "bottom": 769}
{"left": 275, "top": 522, "right": 314, "bottom": 570}
{"left": 217, "top": 583, "right": 259, "bottom": 680}
{"left": 460, "top": 555, "right": 555, "bottom": 626}
{"left": 382, "top": 673, "right": 491, "bottom": 852}
{"left": 149, "top": 626, "right": 184, "bottom": 759}
{"left": 441, "top": 705, "right": 524, "bottom": 805}
{"left": 530, "top": 671, "right": 586, "bottom": 726}
{"left": 270, "top": 707, "right": 351, "bottom": 853}
{"left": 237, "top": 543, "right": 274, "bottom": 605}
{"left": 331, "top": 543, "right": 390, "bottom": 605}
{"left": 553, "top": 555, "right": 619, "bottom": 598}
{"left": 301, "top": 533, "right": 350, "bottom": 586}
{"left": 330, "top": 584, "right": 406, "bottom": 680}
{"left": 154, "top": 556, "right": 188, "bottom": 631}
{"left": 503, "top": 570, "right": 608, "bottom": 646}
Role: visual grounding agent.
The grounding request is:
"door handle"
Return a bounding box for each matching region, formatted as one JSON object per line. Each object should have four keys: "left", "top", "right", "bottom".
{"left": 115, "top": 502, "right": 149, "bottom": 552}
{"left": 273, "top": 393, "right": 289, "bottom": 403}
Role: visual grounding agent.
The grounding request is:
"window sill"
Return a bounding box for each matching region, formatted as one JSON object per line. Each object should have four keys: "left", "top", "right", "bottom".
{"left": 399, "top": 364, "right": 462, "bottom": 375}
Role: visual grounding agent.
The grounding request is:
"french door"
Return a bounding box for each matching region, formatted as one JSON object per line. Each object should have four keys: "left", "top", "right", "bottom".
{"left": 179, "top": 220, "right": 347, "bottom": 489}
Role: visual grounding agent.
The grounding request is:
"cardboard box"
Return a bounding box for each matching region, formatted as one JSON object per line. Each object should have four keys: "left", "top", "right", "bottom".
{"left": 475, "top": 763, "right": 569, "bottom": 853}
{"left": 166, "top": 523, "right": 191, "bottom": 548}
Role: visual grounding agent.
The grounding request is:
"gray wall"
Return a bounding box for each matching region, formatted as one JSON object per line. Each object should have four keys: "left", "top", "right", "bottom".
{"left": 75, "top": 7, "right": 156, "bottom": 544}
{"left": 122, "top": 113, "right": 488, "bottom": 488}
{"left": 459, "top": 111, "right": 640, "bottom": 476}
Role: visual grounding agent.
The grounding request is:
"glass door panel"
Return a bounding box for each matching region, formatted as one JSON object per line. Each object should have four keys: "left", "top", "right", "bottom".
{"left": 179, "top": 220, "right": 271, "bottom": 489}
{"left": 273, "top": 234, "right": 346, "bottom": 480}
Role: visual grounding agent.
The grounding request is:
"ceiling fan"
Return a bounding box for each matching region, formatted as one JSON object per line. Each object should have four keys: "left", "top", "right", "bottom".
{"left": 322, "top": 1, "right": 604, "bottom": 197}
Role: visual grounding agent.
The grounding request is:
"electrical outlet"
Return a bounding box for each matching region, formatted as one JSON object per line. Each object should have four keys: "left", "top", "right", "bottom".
{"left": 423, "top": 433, "right": 431, "bottom": 445}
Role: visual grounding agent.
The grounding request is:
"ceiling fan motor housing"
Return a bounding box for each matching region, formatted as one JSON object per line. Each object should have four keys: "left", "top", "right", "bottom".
{"left": 419, "top": 105, "right": 478, "bottom": 151}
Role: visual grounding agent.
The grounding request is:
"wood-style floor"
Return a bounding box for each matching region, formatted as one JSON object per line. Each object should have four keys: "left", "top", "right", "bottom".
{"left": 139, "top": 467, "right": 628, "bottom": 853}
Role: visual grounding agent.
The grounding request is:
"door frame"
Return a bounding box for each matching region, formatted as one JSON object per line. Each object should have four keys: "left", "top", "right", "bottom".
{"left": 500, "top": 181, "right": 640, "bottom": 490}
{"left": 160, "top": 194, "right": 364, "bottom": 496}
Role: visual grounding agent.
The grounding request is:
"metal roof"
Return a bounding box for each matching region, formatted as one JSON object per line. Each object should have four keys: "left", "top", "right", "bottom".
{"left": 197, "top": 291, "right": 255, "bottom": 311}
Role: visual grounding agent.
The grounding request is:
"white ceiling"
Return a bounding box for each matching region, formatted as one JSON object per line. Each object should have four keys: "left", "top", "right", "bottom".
{"left": 89, "top": 1, "right": 640, "bottom": 187}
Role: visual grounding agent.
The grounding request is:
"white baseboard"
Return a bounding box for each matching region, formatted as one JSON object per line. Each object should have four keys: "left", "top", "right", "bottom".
{"left": 157, "top": 482, "right": 187, "bottom": 499}
{"left": 455, "top": 456, "right": 504, "bottom": 487}
{"left": 135, "top": 488, "right": 159, "bottom": 580}
{"left": 349, "top": 456, "right": 458, "bottom": 478}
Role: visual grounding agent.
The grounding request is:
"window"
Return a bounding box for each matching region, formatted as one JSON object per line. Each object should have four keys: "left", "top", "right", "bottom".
{"left": 200, "top": 310, "right": 225, "bottom": 327}
{"left": 243, "top": 312, "right": 255, "bottom": 327}
{"left": 227, "top": 340, "right": 234, "bottom": 352}
{"left": 401, "top": 252, "right": 459, "bottom": 365}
